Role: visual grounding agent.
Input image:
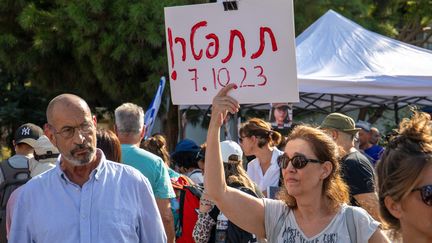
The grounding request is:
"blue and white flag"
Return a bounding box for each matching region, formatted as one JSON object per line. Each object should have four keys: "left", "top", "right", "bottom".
{"left": 144, "top": 77, "right": 166, "bottom": 139}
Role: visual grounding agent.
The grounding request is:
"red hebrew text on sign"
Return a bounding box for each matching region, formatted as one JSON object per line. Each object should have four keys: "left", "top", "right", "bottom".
{"left": 167, "top": 20, "right": 278, "bottom": 82}
{"left": 164, "top": 0, "right": 299, "bottom": 105}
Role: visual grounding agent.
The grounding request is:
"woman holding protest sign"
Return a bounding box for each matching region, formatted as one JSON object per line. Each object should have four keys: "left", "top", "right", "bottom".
{"left": 203, "top": 84, "right": 389, "bottom": 242}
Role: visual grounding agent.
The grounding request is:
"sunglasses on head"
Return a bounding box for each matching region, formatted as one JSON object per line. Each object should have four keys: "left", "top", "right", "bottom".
{"left": 277, "top": 154, "right": 322, "bottom": 169}
{"left": 412, "top": 184, "right": 432, "bottom": 206}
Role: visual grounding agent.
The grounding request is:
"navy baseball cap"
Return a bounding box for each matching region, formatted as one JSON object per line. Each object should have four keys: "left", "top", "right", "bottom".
{"left": 172, "top": 139, "right": 201, "bottom": 155}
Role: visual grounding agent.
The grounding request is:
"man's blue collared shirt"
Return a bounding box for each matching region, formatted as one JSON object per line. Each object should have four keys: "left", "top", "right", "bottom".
{"left": 9, "top": 150, "right": 166, "bottom": 243}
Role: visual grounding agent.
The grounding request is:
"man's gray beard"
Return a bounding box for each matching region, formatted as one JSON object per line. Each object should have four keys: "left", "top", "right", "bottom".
{"left": 64, "top": 147, "right": 96, "bottom": 166}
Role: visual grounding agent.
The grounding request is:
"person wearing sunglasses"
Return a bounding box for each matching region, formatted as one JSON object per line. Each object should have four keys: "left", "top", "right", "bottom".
{"left": 9, "top": 94, "right": 166, "bottom": 242}
{"left": 376, "top": 111, "right": 432, "bottom": 243}
{"left": 204, "top": 84, "right": 389, "bottom": 243}
{"left": 239, "top": 118, "right": 283, "bottom": 198}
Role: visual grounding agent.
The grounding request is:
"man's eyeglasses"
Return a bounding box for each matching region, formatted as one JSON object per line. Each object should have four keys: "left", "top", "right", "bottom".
{"left": 50, "top": 122, "right": 94, "bottom": 139}
{"left": 277, "top": 154, "right": 322, "bottom": 170}
{"left": 412, "top": 184, "right": 432, "bottom": 206}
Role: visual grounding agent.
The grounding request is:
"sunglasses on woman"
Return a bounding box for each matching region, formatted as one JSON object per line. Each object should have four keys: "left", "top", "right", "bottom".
{"left": 277, "top": 154, "right": 322, "bottom": 169}
{"left": 412, "top": 184, "right": 432, "bottom": 206}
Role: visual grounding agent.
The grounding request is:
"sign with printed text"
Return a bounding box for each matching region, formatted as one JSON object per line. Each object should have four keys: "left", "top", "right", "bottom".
{"left": 164, "top": 0, "right": 298, "bottom": 105}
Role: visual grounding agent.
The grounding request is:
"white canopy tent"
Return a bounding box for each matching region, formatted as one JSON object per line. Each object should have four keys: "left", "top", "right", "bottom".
{"left": 295, "top": 10, "right": 432, "bottom": 114}
{"left": 179, "top": 9, "right": 432, "bottom": 134}
{"left": 178, "top": 10, "right": 432, "bottom": 141}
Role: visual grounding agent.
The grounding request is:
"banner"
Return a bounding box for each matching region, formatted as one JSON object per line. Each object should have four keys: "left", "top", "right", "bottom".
{"left": 164, "top": 0, "right": 298, "bottom": 105}
{"left": 144, "top": 77, "right": 166, "bottom": 139}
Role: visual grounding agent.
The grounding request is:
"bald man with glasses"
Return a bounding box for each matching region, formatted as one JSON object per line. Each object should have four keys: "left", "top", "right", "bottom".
{"left": 9, "top": 94, "right": 166, "bottom": 243}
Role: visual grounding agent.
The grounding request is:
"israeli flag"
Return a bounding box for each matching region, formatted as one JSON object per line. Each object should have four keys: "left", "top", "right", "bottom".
{"left": 144, "top": 77, "right": 166, "bottom": 139}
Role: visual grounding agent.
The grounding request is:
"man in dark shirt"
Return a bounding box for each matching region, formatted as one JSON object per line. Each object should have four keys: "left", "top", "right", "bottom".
{"left": 319, "top": 113, "right": 381, "bottom": 222}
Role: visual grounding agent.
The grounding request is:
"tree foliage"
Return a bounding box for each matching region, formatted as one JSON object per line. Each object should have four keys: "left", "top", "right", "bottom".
{"left": 0, "top": 0, "right": 430, "bottom": 148}
{"left": 0, "top": 0, "right": 206, "bottom": 149}
{"left": 0, "top": 0, "right": 206, "bottom": 107}
{"left": 294, "top": 0, "right": 432, "bottom": 45}
{"left": 0, "top": 70, "right": 48, "bottom": 150}
{"left": 294, "top": 0, "right": 373, "bottom": 36}
{"left": 371, "top": 0, "right": 432, "bottom": 45}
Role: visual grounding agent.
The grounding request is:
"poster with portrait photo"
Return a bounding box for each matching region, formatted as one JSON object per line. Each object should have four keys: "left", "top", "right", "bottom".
{"left": 269, "top": 103, "right": 293, "bottom": 136}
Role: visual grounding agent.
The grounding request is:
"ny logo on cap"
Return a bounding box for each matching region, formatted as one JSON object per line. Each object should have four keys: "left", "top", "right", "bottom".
{"left": 21, "top": 127, "right": 31, "bottom": 136}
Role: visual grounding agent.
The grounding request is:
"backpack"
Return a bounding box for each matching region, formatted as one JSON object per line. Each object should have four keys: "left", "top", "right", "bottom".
{"left": 224, "top": 185, "right": 260, "bottom": 243}
{"left": 0, "top": 158, "right": 31, "bottom": 242}
{"left": 171, "top": 175, "right": 203, "bottom": 243}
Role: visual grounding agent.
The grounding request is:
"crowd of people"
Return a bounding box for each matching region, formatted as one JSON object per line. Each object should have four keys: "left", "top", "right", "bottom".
{"left": 0, "top": 89, "right": 430, "bottom": 243}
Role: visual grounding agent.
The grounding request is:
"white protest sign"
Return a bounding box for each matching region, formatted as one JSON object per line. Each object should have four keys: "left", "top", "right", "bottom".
{"left": 164, "top": 0, "right": 298, "bottom": 105}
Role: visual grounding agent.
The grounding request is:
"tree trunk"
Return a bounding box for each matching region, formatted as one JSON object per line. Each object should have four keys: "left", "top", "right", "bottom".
{"left": 165, "top": 103, "right": 179, "bottom": 153}
{"left": 358, "top": 107, "right": 368, "bottom": 121}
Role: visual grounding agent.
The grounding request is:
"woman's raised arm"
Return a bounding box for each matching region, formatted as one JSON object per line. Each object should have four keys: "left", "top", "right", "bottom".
{"left": 204, "top": 84, "right": 266, "bottom": 238}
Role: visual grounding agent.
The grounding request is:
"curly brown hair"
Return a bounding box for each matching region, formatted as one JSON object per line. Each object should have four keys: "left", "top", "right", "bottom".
{"left": 277, "top": 125, "right": 349, "bottom": 211}
{"left": 376, "top": 111, "right": 432, "bottom": 237}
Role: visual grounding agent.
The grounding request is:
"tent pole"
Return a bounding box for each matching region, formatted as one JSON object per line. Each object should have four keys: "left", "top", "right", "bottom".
{"left": 331, "top": 94, "right": 334, "bottom": 113}
{"left": 394, "top": 97, "right": 399, "bottom": 125}
{"left": 178, "top": 109, "right": 186, "bottom": 140}
{"left": 232, "top": 112, "right": 239, "bottom": 142}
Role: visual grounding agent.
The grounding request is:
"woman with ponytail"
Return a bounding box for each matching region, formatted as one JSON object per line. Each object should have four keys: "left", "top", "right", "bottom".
{"left": 377, "top": 111, "right": 432, "bottom": 243}
{"left": 239, "top": 118, "right": 283, "bottom": 197}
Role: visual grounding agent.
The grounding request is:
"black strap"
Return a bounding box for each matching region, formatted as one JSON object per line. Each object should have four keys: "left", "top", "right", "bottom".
{"left": 188, "top": 169, "right": 202, "bottom": 177}
{"left": 35, "top": 153, "right": 59, "bottom": 161}
{"left": 178, "top": 184, "right": 204, "bottom": 235}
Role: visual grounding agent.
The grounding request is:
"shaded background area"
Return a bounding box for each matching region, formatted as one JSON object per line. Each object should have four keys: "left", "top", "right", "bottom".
{"left": 0, "top": 0, "right": 431, "bottom": 157}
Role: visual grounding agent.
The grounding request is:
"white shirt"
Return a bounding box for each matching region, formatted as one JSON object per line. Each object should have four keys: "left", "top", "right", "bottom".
{"left": 246, "top": 147, "right": 283, "bottom": 194}
{"left": 28, "top": 158, "right": 56, "bottom": 177}
{"left": 186, "top": 169, "right": 204, "bottom": 185}
{"left": 9, "top": 150, "right": 166, "bottom": 243}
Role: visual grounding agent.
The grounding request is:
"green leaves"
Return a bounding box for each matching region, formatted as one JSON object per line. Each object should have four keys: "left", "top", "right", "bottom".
{"left": 0, "top": 0, "right": 430, "bottom": 147}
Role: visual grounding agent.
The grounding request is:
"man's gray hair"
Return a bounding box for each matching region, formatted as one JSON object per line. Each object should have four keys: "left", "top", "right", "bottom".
{"left": 115, "top": 103, "right": 144, "bottom": 134}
